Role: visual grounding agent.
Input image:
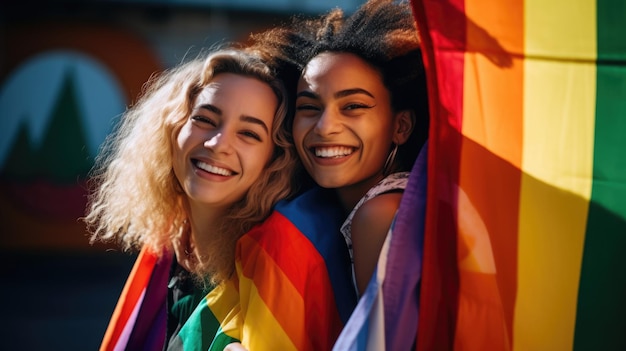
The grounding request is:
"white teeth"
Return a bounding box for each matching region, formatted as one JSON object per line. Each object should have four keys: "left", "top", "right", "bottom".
{"left": 196, "top": 161, "right": 233, "bottom": 176}
{"left": 314, "top": 146, "right": 353, "bottom": 158}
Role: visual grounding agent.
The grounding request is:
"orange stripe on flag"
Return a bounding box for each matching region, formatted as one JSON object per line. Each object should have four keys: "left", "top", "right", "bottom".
{"left": 240, "top": 212, "right": 343, "bottom": 350}
{"left": 100, "top": 247, "right": 156, "bottom": 351}
{"left": 456, "top": 0, "right": 525, "bottom": 349}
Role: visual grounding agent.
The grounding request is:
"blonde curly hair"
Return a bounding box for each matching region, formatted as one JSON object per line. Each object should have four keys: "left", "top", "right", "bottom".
{"left": 85, "top": 49, "right": 298, "bottom": 283}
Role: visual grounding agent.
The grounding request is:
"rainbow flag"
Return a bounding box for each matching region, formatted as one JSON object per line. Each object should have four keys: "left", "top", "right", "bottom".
{"left": 99, "top": 188, "right": 356, "bottom": 351}
{"left": 100, "top": 1, "right": 625, "bottom": 349}
{"left": 100, "top": 247, "right": 170, "bottom": 351}
{"left": 411, "top": 0, "right": 626, "bottom": 350}
{"left": 173, "top": 187, "right": 357, "bottom": 351}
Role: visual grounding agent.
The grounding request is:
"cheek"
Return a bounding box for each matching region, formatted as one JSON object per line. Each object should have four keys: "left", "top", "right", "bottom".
{"left": 171, "top": 125, "right": 194, "bottom": 175}
{"left": 174, "top": 123, "right": 199, "bottom": 153}
{"left": 368, "top": 113, "right": 395, "bottom": 141}
{"left": 171, "top": 135, "right": 185, "bottom": 171}
{"left": 173, "top": 134, "right": 185, "bottom": 158}
{"left": 292, "top": 118, "right": 308, "bottom": 145}
{"left": 249, "top": 145, "right": 275, "bottom": 175}
{"left": 172, "top": 134, "right": 186, "bottom": 168}
{"left": 291, "top": 130, "right": 307, "bottom": 158}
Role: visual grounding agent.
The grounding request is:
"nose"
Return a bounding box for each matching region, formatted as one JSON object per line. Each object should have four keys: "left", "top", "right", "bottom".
{"left": 313, "top": 109, "right": 342, "bottom": 136}
{"left": 204, "top": 132, "right": 233, "bottom": 154}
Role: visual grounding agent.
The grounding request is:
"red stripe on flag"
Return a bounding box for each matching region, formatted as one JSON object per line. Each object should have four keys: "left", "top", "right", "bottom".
{"left": 412, "top": 0, "right": 466, "bottom": 349}
{"left": 240, "top": 212, "right": 344, "bottom": 350}
{"left": 100, "top": 247, "right": 156, "bottom": 351}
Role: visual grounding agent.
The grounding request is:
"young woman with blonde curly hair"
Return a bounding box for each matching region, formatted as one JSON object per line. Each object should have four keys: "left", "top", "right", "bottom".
{"left": 85, "top": 48, "right": 299, "bottom": 350}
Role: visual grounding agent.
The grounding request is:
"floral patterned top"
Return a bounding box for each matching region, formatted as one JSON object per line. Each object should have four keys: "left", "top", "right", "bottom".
{"left": 339, "top": 171, "right": 410, "bottom": 293}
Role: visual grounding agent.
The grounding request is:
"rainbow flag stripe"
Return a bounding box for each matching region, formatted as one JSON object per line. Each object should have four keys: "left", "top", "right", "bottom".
{"left": 202, "top": 187, "right": 357, "bottom": 350}
{"left": 413, "top": 0, "right": 626, "bottom": 349}
{"left": 100, "top": 247, "right": 170, "bottom": 351}
{"left": 99, "top": 188, "right": 356, "bottom": 351}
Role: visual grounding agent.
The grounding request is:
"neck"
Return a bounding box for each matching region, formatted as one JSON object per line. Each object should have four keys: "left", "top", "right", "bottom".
{"left": 336, "top": 172, "right": 385, "bottom": 212}
{"left": 186, "top": 200, "right": 229, "bottom": 255}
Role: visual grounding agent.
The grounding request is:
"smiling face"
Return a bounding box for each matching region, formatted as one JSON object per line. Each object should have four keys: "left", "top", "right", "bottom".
{"left": 293, "top": 52, "right": 400, "bottom": 208}
{"left": 172, "top": 73, "right": 277, "bottom": 211}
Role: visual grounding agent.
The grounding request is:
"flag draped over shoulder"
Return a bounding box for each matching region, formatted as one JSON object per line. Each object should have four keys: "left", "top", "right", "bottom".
{"left": 411, "top": 0, "right": 626, "bottom": 350}
{"left": 332, "top": 143, "right": 428, "bottom": 351}
{"left": 176, "top": 187, "right": 357, "bottom": 351}
{"left": 100, "top": 247, "right": 170, "bottom": 351}
{"left": 99, "top": 189, "right": 356, "bottom": 351}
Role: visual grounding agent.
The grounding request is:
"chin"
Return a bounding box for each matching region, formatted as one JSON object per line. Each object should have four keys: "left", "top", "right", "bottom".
{"left": 313, "top": 177, "right": 346, "bottom": 189}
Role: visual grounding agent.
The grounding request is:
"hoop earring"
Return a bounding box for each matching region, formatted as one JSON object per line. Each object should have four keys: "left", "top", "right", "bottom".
{"left": 383, "top": 143, "right": 399, "bottom": 176}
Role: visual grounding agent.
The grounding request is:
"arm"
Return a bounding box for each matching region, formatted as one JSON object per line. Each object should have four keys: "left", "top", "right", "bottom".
{"left": 351, "top": 192, "right": 403, "bottom": 295}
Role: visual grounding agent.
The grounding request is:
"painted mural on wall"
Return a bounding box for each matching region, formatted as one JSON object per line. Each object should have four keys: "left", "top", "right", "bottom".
{"left": 1, "top": 22, "right": 162, "bottom": 250}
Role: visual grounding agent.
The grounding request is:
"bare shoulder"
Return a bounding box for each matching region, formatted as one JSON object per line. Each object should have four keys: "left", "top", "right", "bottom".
{"left": 352, "top": 192, "right": 403, "bottom": 236}
{"left": 352, "top": 193, "right": 402, "bottom": 228}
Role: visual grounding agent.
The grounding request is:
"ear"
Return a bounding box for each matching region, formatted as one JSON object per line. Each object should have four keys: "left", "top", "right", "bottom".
{"left": 393, "top": 110, "right": 415, "bottom": 145}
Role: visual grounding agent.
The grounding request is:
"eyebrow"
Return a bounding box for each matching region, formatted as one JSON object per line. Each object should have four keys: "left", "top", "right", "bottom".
{"left": 200, "top": 104, "right": 221, "bottom": 114}
{"left": 240, "top": 115, "right": 269, "bottom": 134}
{"left": 335, "top": 88, "right": 375, "bottom": 99}
{"left": 296, "top": 88, "right": 375, "bottom": 100}
{"left": 199, "top": 104, "right": 269, "bottom": 134}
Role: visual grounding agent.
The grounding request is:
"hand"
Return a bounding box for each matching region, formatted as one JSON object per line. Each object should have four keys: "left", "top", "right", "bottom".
{"left": 223, "top": 342, "right": 248, "bottom": 351}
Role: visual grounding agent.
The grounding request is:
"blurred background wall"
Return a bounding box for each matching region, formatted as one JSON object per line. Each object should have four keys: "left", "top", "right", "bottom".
{"left": 0, "top": 0, "right": 364, "bottom": 348}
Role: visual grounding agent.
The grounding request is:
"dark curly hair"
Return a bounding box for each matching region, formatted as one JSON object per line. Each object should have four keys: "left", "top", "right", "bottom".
{"left": 248, "top": 0, "right": 429, "bottom": 173}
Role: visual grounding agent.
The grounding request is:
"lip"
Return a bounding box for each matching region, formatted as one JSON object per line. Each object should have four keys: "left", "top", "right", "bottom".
{"left": 191, "top": 157, "right": 238, "bottom": 180}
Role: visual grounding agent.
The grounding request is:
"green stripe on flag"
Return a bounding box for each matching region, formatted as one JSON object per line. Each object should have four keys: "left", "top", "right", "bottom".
{"left": 174, "top": 296, "right": 223, "bottom": 351}
{"left": 575, "top": 0, "right": 626, "bottom": 349}
{"left": 208, "top": 327, "right": 240, "bottom": 351}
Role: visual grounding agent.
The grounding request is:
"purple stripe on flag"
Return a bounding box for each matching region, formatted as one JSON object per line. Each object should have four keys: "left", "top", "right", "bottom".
{"left": 383, "top": 142, "right": 428, "bottom": 350}
{"left": 126, "top": 252, "right": 171, "bottom": 350}
{"left": 115, "top": 289, "right": 145, "bottom": 351}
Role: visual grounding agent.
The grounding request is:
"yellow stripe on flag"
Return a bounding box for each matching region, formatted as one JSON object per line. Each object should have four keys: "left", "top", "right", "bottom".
{"left": 205, "top": 279, "right": 243, "bottom": 341}
{"left": 524, "top": 0, "right": 597, "bottom": 60}
{"left": 238, "top": 273, "right": 298, "bottom": 351}
{"left": 516, "top": 1, "right": 596, "bottom": 349}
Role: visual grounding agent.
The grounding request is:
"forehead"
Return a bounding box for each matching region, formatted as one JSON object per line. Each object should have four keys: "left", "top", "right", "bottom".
{"left": 194, "top": 73, "right": 278, "bottom": 129}
{"left": 194, "top": 72, "right": 278, "bottom": 121}
{"left": 197, "top": 73, "right": 273, "bottom": 102}
{"left": 299, "top": 52, "right": 384, "bottom": 92}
